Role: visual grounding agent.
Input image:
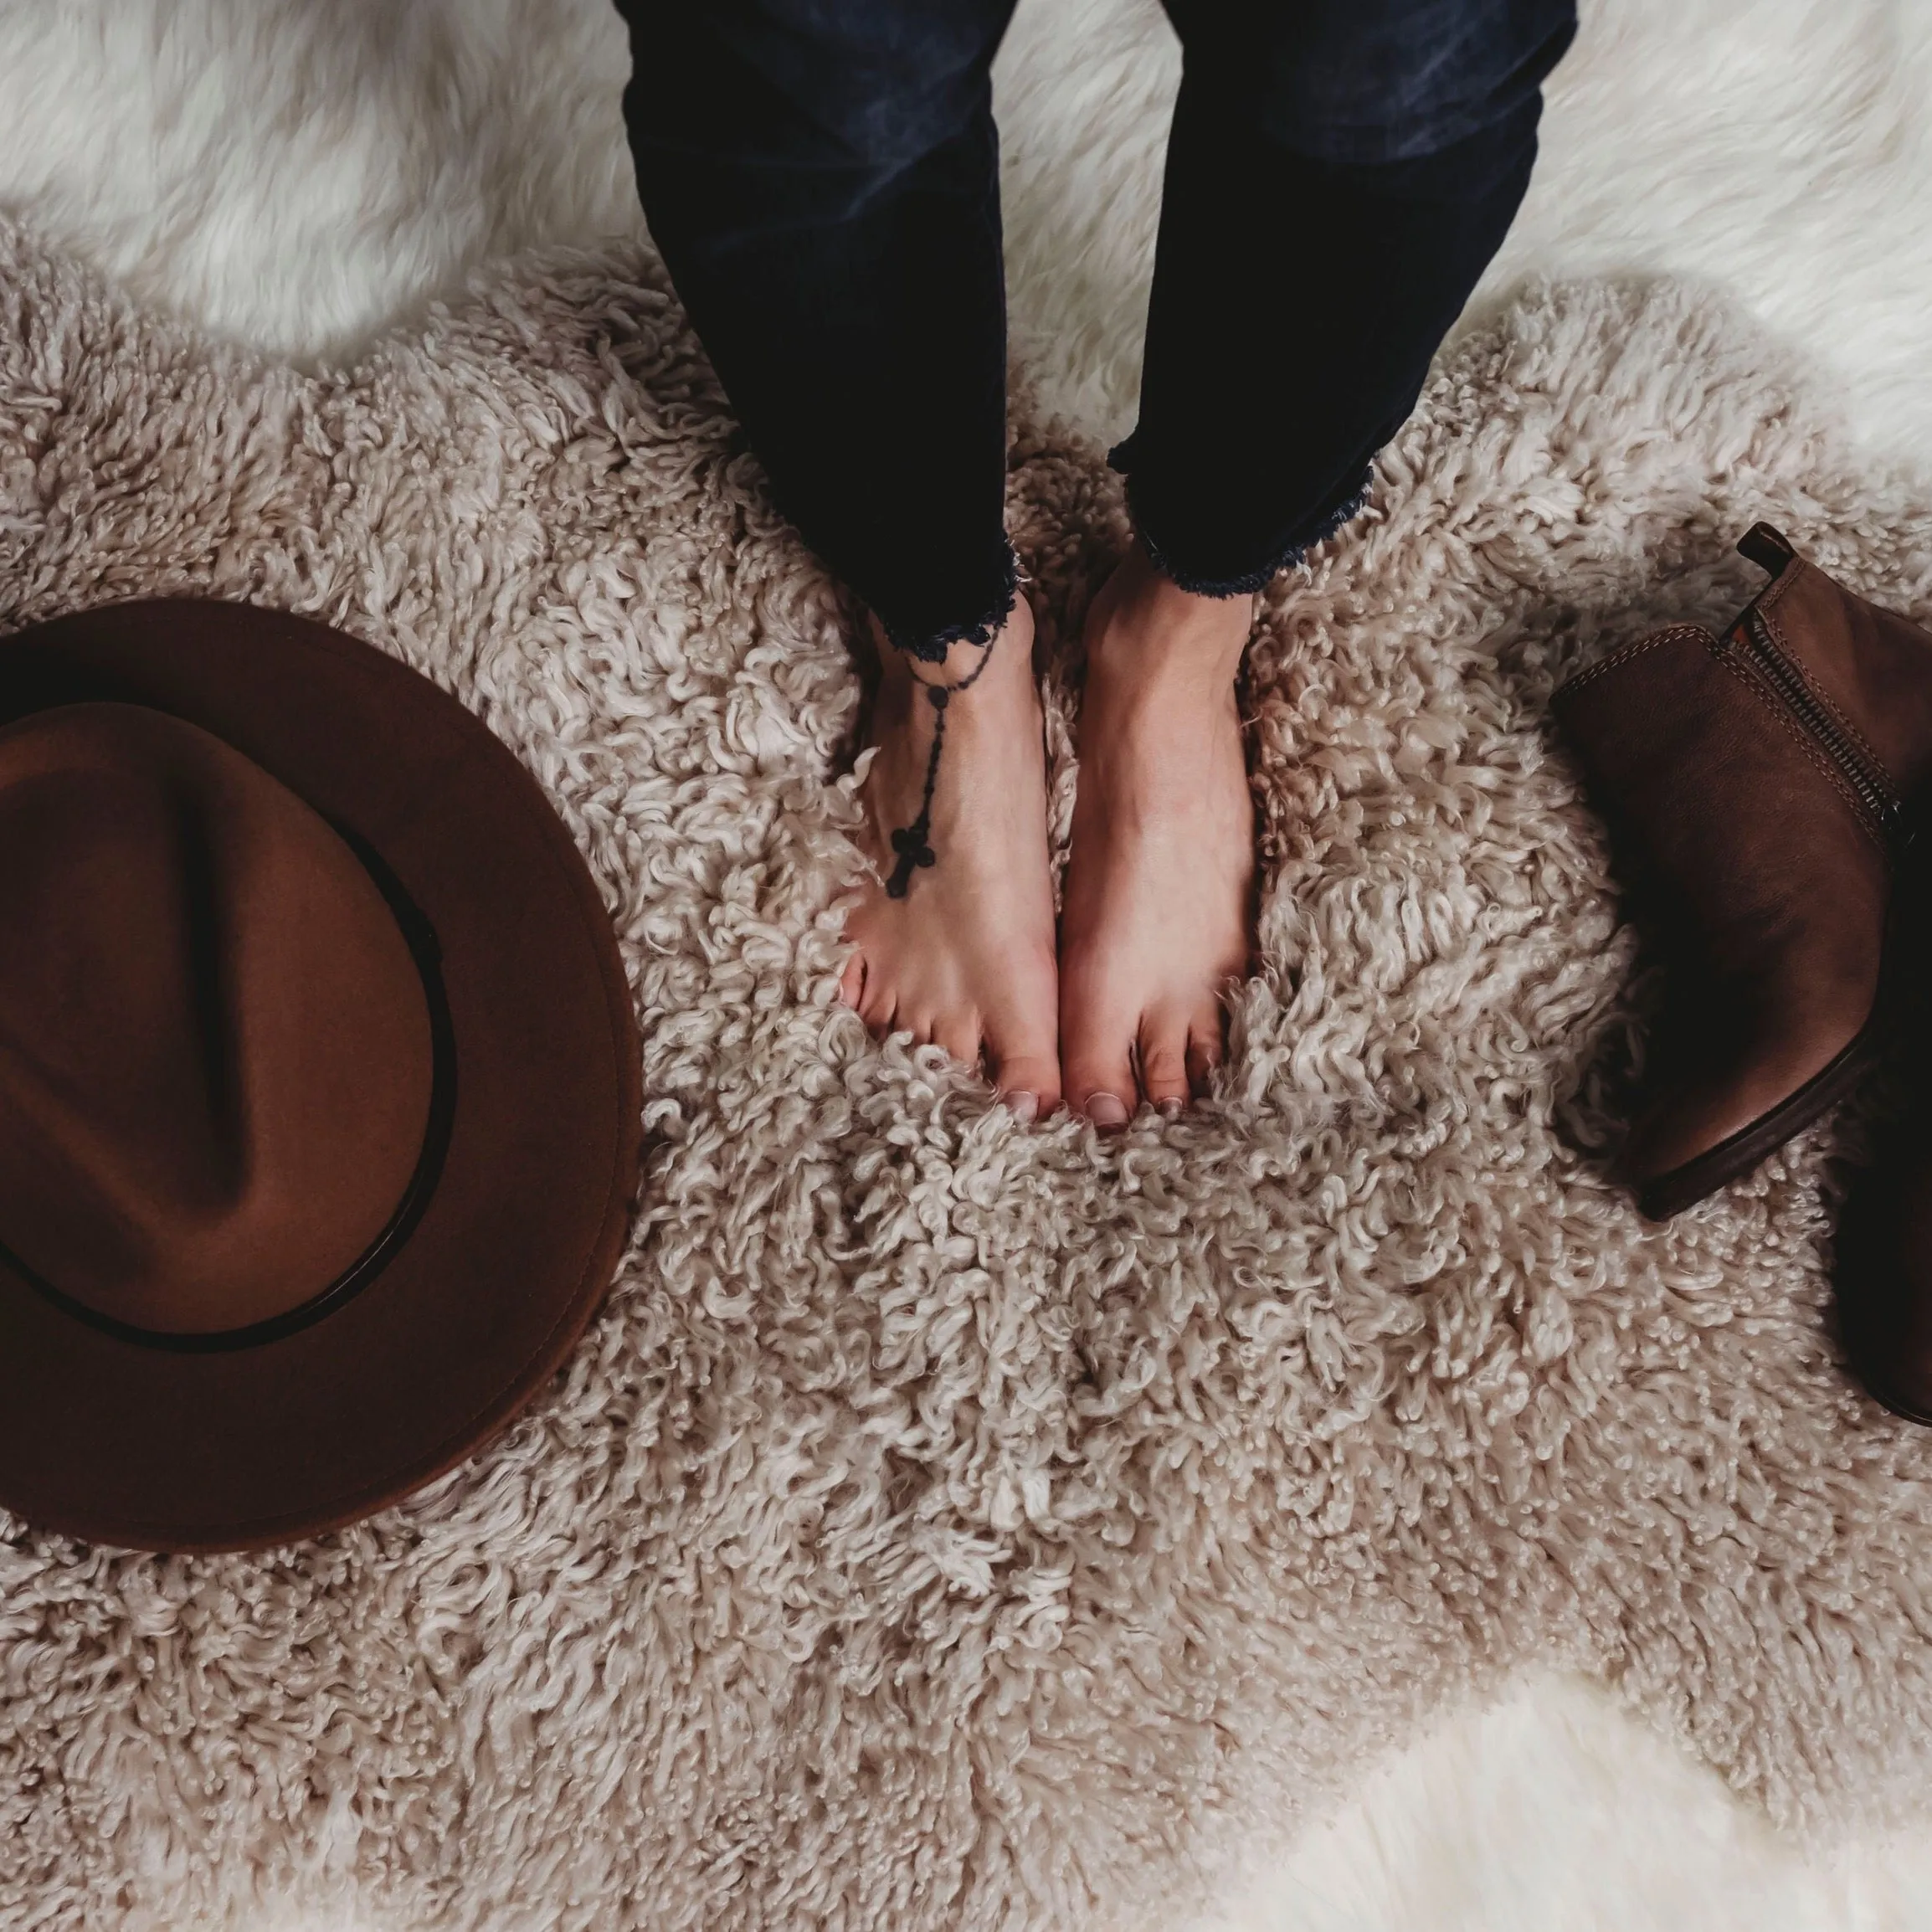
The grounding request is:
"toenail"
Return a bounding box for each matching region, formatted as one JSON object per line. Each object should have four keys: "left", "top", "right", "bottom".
{"left": 1005, "top": 1090, "right": 1040, "bottom": 1124}
{"left": 1085, "top": 1092, "right": 1129, "bottom": 1129}
{"left": 1158, "top": 1097, "right": 1184, "bottom": 1121}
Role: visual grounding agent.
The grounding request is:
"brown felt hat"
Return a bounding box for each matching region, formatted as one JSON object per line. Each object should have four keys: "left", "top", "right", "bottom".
{"left": 0, "top": 600, "right": 643, "bottom": 1552}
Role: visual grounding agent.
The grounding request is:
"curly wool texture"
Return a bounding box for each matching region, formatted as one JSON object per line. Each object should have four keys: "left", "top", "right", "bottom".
{"left": 3, "top": 222, "right": 1932, "bottom": 1930}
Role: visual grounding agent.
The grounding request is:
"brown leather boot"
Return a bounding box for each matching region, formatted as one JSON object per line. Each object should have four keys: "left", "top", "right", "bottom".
{"left": 1552, "top": 523, "right": 1932, "bottom": 1220}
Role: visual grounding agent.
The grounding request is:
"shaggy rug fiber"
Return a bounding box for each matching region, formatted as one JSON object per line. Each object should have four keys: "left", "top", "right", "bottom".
{"left": 6, "top": 171, "right": 1932, "bottom": 1931}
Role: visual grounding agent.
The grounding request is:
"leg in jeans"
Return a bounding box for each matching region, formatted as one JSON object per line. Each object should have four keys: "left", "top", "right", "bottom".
{"left": 1060, "top": 0, "right": 1575, "bottom": 1123}
{"left": 614, "top": 0, "right": 1018, "bottom": 657}
{"left": 614, "top": 0, "right": 1064, "bottom": 1111}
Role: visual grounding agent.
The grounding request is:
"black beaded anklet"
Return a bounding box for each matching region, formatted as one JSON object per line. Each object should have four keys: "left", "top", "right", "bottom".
{"left": 884, "top": 635, "right": 997, "bottom": 899}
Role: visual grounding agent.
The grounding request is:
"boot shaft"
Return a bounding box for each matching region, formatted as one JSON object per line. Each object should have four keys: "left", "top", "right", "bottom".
{"left": 1735, "top": 522, "right": 1932, "bottom": 813}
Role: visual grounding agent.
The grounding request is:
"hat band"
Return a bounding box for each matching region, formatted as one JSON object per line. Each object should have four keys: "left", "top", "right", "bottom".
{"left": 0, "top": 820, "right": 457, "bottom": 1354}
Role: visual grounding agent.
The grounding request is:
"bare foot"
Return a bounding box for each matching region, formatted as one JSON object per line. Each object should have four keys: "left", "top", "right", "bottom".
{"left": 838, "top": 598, "right": 1061, "bottom": 1117}
{"left": 1060, "top": 548, "right": 1256, "bottom": 1124}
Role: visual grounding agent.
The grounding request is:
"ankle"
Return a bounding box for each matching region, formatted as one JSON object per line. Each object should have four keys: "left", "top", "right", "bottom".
{"left": 1091, "top": 547, "right": 1254, "bottom": 689}
{"left": 878, "top": 592, "right": 1032, "bottom": 667}
{"left": 872, "top": 604, "right": 1034, "bottom": 717}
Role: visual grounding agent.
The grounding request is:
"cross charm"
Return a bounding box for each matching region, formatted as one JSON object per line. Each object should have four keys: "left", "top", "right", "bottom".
{"left": 886, "top": 820, "right": 936, "bottom": 898}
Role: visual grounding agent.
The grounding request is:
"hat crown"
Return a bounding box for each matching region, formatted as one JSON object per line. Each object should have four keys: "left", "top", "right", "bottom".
{"left": 0, "top": 704, "right": 434, "bottom": 1339}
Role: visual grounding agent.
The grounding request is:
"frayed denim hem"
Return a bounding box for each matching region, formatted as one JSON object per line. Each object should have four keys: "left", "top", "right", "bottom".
{"left": 881, "top": 542, "right": 1020, "bottom": 663}
{"left": 1107, "top": 451, "right": 1374, "bottom": 599}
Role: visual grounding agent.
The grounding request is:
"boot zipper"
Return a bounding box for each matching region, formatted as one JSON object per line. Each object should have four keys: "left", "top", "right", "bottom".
{"left": 1734, "top": 612, "right": 1904, "bottom": 845}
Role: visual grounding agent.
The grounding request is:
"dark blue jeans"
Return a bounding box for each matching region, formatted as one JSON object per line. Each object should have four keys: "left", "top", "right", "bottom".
{"left": 614, "top": 0, "right": 1575, "bottom": 661}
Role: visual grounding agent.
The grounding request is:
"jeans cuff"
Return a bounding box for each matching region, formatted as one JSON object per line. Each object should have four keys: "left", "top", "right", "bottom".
{"left": 879, "top": 541, "right": 1020, "bottom": 663}
{"left": 1107, "top": 445, "right": 1374, "bottom": 598}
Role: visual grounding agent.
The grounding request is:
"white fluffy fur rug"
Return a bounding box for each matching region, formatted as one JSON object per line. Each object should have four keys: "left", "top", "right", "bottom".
{"left": 5, "top": 3, "right": 1932, "bottom": 1929}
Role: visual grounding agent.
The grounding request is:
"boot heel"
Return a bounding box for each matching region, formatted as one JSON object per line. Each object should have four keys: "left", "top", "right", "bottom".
{"left": 1835, "top": 812, "right": 1932, "bottom": 1424}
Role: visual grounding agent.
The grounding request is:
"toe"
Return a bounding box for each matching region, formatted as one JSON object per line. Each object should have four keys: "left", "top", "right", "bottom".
{"left": 1185, "top": 1008, "right": 1225, "bottom": 1099}
{"left": 1063, "top": 1020, "right": 1138, "bottom": 1130}
{"left": 858, "top": 972, "right": 898, "bottom": 1038}
{"left": 986, "top": 1033, "right": 1061, "bottom": 1120}
{"left": 838, "top": 949, "right": 866, "bottom": 1011}
{"left": 985, "top": 956, "right": 1062, "bottom": 1118}
{"left": 1138, "top": 1009, "right": 1194, "bottom": 1116}
{"left": 935, "top": 1010, "right": 984, "bottom": 1071}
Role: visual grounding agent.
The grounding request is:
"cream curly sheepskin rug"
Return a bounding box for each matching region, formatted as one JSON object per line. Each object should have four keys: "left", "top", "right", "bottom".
{"left": 3, "top": 217, "right": 1932, "bottom": 1930}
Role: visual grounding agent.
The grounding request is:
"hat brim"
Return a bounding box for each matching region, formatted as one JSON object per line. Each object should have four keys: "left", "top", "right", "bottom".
{"left": 0, "top": 602, "right": 643, "bottom": 1552}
